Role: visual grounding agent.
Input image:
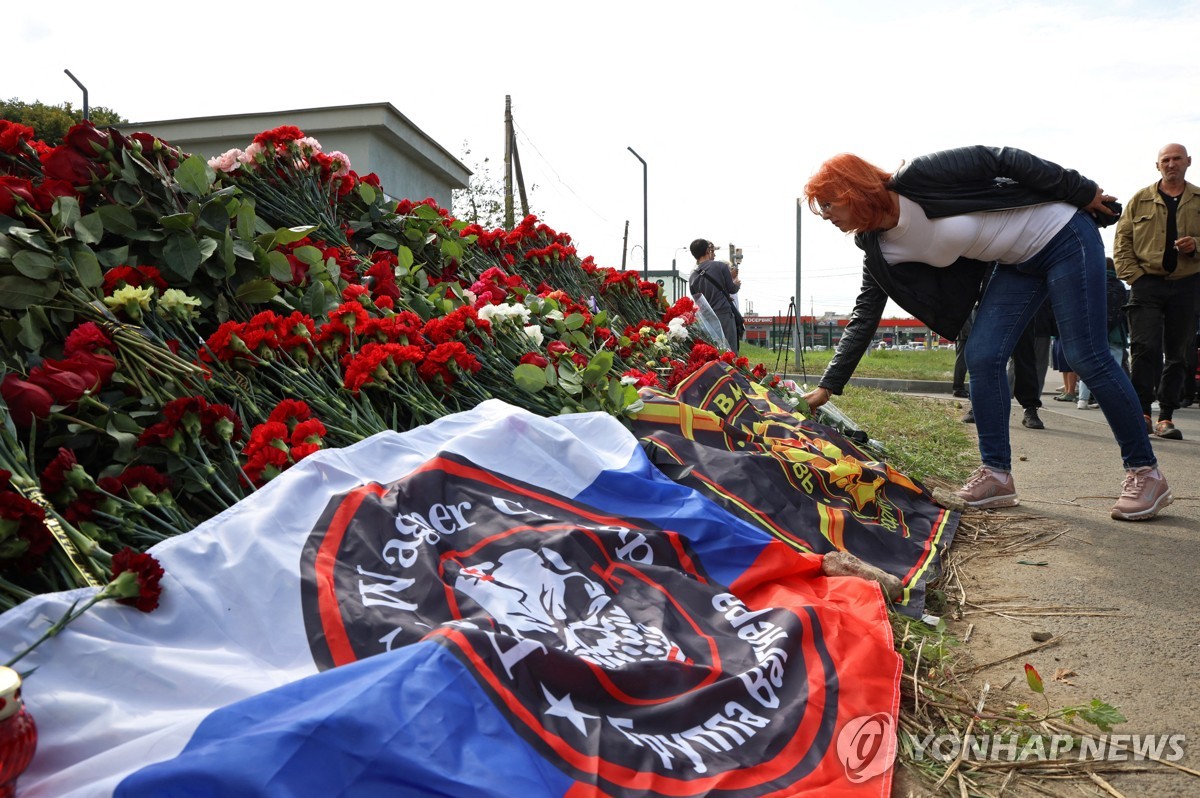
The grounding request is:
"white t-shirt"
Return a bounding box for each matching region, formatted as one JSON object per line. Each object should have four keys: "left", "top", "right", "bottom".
{"left": 880, "top": 195, "right": 1077, "bottom": 267}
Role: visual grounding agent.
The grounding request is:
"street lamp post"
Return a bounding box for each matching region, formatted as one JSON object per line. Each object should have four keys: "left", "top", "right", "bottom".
{"left": 627, "top": 147, "right": 647, "bottom": 278}
{"left": 64, "top": 69, "right": 89, "bottom": 121}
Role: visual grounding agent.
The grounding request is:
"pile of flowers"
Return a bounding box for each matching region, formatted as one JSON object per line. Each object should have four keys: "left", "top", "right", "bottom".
{"left": 0, "top": 118, "right": 784, "bottom": 607}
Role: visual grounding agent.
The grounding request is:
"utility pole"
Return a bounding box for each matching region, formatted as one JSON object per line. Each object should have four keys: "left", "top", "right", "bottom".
{"left": 621, "top": 220, "right": 629, "bottom": 270}
{"left": 502, "top": 95, "right": 529, "bottom": 228}
{"left": 504, "top": 96, "right": 514, "bottom": 229}
{"left": 795, "top": 198, "right": 803, "bottom": 366}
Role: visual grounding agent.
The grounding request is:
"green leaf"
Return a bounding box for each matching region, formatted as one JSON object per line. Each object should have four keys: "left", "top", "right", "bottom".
{"left": 357, "top": 182, "right": 378, "bottom": 204}
{"left": 439, "top": 238, "right": 463, "bottom": 261}
{"left": 51, "top": 196, "right": 81, "bottom": 230}
{"left": 236, "top": 201, "right": 258, "bottom": 241}
{"left": 97, "top": 204, "right": 138, "bottom": 237}
{"left": 163, "top": 232, "right": 204, "bottom": 282}
{"left": 175, "top": 155, "right": 214, "bottom": 197}
{"left": 196, "top": 236, "right": 219, "bottom": 264}
{"left": 271, "top": 226, "right": 317, "bottom": 247}
{"left": 414, "top": 204, "right": 442, "bottom": 221}
{"left": 368, "top": 232, "right": 398, "bottom": 250}
{"left": 582, "top": 350, "right": 614, "bottom": 384}
{"left": 564, "top": 312, "right": 586, "bottom": 331}
{"left": 234, "top": 279, "right": 280, "bottom": 304}
{"left": 219, "top": 229, "right": 236, "bottom": 272}
{"left": 397, "top": 245, "right": 414, "bottom": 273}
{"left": 105, "top": 419, "right": 140, "bottom": 463}
{"left": 70, "top": 246, "right": 104, "bottom": 288}
{"left": 17, "top": 307, "right": 45, "bottom": 351}
{"left": 301, "top": 280, "right": 328, "bottom": 318}
{"left": 1077, "top": 700, "right": 1126, "bottom": 732}
{"left": 9, "top": 227, "right": 53, "bottom": 252}
{"left": 558, "top": 365, "right": 583, "bottom": 395}
{"left": 11, "top": 250, "right": 56, "bottom": 280}
{"left": 159, "top": 212, "right": 196, "bottom": 232}
{"left": 267, "top": 251, "right": 293, "bottom": 283}
{"left": 513, "top": 363, "right": 548, "bottom": 392}
{"left": 198, "top": 199, "right": 232, "bottom": 233}
{"left": 97, "top": 245, "right": 129, "bottom": 269}
{"left": 1024, "top": 663, "right": 1044, "bottom": 694}
{"left": 292, "top": 245, "right": 324, "bottom": 266}
{"left": 74, "top": 211, "right": 105, "bottom": 244}
{"left": 0, "top": 276, "right": 59, "bottom": 309}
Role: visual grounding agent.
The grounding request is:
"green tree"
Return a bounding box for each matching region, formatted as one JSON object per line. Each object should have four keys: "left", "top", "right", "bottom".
{"left": 1, "top": 98, "right": 127, "bottom": 146}
{"left": 452, "top": 142, "right": 539, "bottom": 230}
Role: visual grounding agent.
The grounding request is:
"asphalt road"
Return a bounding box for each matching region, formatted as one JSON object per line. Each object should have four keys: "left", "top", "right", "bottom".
{"left": 920, "top": 391, "right": 1199, "bottom": 796}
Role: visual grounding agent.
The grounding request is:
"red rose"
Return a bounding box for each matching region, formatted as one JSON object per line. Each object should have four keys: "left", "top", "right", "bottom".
{"left": 32, "top": 179, "right": 80, "bottom": 213}
{"left": 27, "top": 360, "right": 91, "bottom": 404}
{"left": 0, "top": 175, "right": 35, "bottom": 216}
{"left": 43, "top": 352, "right": 115, "bottom": 391}
{"left": 42, "top": 146, "right": 108, "bottom": 185}
{"left": 63, "top": 121, "right": 113, "bottom": 155}
{"left": 0, "top": 120, "right": 35, "bottom": 154}
{"left": 519, "top": 352, "right": 549, "bottom": 368}
{"left": 110, "top": 547, "right": 165, "bottom": 612}
{"left": 1, "top": 374, "right": 54, "bottom": 426}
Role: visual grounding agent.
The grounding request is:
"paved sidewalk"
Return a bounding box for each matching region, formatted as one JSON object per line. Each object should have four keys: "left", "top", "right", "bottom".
{"left": 911, "top": 389, "right": 1199, "bottom": 796}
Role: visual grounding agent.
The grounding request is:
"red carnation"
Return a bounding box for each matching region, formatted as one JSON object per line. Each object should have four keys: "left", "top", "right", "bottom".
{"left": 109, "top": 547, "right": 165, "bottom": 612}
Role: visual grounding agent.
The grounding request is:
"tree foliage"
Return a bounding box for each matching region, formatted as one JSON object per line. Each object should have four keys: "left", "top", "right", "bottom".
{"left": 452, "top": 142, "right": 539, "bottom": 230}
{"left": 1, "top": 97, "right": 126, "bottom": 146}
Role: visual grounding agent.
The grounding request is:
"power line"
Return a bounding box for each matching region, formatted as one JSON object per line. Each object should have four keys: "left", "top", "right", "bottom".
{"left": 512, "top": 120, "right": 613, "bottom": 224}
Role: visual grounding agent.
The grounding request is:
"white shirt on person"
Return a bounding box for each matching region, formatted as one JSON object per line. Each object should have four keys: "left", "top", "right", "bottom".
{"left": 880, "top": 195, "right": 1077, "bottom": 267}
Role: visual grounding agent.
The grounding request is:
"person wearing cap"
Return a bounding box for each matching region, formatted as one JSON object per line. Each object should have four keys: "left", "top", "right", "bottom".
{"left": 687, "top": 239, "right": 741, "bottom": 351}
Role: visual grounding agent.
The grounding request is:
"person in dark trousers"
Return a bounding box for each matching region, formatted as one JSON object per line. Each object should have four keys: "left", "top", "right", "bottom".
{"left": 952, "top": 316, "right": 971, "bottom": 398}
{"left": 1113, "top": 143, "right": 1200, "bottom": 440}
{"left": 801, "top": 145, "right": 1171, "bottom": 521}
{"left": 1077, "top": 258, "right": 1131, "bottom": 409}
{"left": 687, "top": 239, "right": 741, "bottom": 351}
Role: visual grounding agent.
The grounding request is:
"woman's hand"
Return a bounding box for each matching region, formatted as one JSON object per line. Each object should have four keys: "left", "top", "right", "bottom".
{"left": 1083, "top": 187, "right": 1118, "bottom": 220}
{"left": 802, "top": 386, "right": 831, "bottom": 412}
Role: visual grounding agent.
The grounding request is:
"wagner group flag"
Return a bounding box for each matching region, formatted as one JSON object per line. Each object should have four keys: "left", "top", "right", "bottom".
{"left": 631, "top": 362, "right": 958, "bottom": 615}
{"left": 0, "top": 400, "right": 902, "bottom": 797}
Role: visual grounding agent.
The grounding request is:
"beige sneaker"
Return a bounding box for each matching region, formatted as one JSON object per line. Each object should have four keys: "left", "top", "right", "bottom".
{"left": 956, "top": 466, "right": 1019, "bottom": 509}
{"left": 1110, "top": 467, "right": 1173, "bottom": 521}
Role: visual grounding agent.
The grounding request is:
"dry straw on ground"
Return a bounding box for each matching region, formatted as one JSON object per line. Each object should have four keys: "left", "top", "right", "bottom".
{"left": 891, "top": 482, "right": 1199, "bottom": 797}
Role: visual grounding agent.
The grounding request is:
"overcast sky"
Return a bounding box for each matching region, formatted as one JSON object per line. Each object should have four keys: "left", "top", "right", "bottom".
{"left": 9, "top": 0, "right": 1200, "bottom": 319}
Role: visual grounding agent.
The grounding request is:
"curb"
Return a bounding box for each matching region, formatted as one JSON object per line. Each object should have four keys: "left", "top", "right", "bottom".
{"left": 846, "top": 377, "right": 958, "bottom": 395}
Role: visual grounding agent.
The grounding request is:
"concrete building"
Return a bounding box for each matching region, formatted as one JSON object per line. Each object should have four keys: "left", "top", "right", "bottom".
{"left": 122, "top": 103, "right": 470, "bottom": 208}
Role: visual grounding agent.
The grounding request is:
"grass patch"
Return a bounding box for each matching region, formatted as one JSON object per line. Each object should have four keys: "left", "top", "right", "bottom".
{"left": 833, "top": 387, "right": 976, "bottom": 484}
{"left": 741, "top": 342, "right": 959, "bottom": 383}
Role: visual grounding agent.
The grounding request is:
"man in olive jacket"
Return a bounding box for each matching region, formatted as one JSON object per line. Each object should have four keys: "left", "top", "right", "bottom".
{"left": 1113, "top": 143, "right": 1200, "bottom": 440}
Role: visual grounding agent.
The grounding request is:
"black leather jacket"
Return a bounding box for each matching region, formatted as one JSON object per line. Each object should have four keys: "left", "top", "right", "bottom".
{"left": 819, "top": 145, "right": 1109, "bottom": 395}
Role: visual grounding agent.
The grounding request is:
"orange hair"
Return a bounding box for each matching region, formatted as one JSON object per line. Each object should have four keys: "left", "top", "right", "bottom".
{"left": 803, "top": 153, "right": 895, "bottom": 232}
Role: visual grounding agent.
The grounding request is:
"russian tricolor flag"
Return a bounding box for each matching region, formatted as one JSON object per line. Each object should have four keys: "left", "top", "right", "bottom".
{"left": 0, "top": 400, "right": 900, "bottom": 796}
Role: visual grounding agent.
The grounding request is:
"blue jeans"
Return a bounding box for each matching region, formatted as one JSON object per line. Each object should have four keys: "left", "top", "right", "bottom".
{"left": 966, "top": 212, "right": 1156, "bottom": 471}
